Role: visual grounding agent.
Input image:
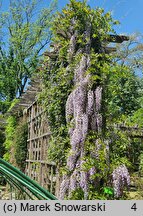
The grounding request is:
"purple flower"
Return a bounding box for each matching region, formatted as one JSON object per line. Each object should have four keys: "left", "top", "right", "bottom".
{"left": 69, "top": 170, "right": 80, "bottom": 195}
{"left": 87, "top": 90, "right": 94, "bottom": 116}
{"left": 89, "top": 167, "right": 96, "bottom": 176}
{"left": 60, "top": 176, "right": 70, "bottom": 199}
{"left": 66, "top": 93, "right": 74, "bottom": 123}
{"left": 80, "top": 171, "right": 89, "bottom": 199}
{"left": 82, "top": 114, "right": 88, "bottom": 139}
{"left": 112, "top": 164, "right": 130, "bottom": 198}
{"left": 71, "top": 128, "right": 83, "bottom": 151}
{"left": 67, "top": 151, "right": 79, "bottom": 171}
{"left": 95, "top": 86, "right": 102, "bottom": 112}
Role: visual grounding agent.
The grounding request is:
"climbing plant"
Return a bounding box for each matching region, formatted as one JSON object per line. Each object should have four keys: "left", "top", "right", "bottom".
{"left": 41, "top": 0, "right": 123, "bottom": 199}
{"left": 3, "top": 98, "right": 28, "bottom": 172}
{"left": 3, "top": 115, "right": 28, "bottom": 172}
{"left": 3, "top": 115, "right": 17, "bottom": 162}
{"left": 40, "top": 0, "right": 137, "bottom": 199}
{"left": 1, "top": 0, "right": 143, "bottom": 201}
{"left": 13, "top": 119, "right": 28, "bottom": 172}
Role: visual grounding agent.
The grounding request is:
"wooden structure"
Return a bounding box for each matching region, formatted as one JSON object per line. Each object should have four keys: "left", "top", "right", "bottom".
{"left": 7, "top": 77, "right": 59, "bottom": 196}
{"left": 8, "top": 79, "right": 41, "bottom": 115}
{"left": 25, "top": 100, "right": 57, "bottom": 194}
{"left": 114, "top": 123, "right": 143, "bottom": 138}
{"left": 5, "top": 33, "right": 130, "bottom": 198}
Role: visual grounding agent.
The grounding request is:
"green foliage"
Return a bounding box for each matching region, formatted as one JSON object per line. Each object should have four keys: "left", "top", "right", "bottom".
{"left": 47, "top": 126, "right": 70, "bottom": 166}
{"left": 87, "top": 185, "right": 113, "bottom": 200}
{"left": 0, "top": 98, "right": 19, "bottom": 114}
{"left": 69, "top": 186, "right": 113, "bottom": 200}
{"left": 0, "top": 0, "right": 142, "bottom": 200}
{"left": 0, "top": 48, "right": 18, "bottom": 102}
{"left": 0, "top": 0, "right": 57, "bottom": 112}
{"left": 3, "top": 115, "right": 17, "bottom": 161}
{"left": 82, "top": 131, "right": 116, "bottom": 199}
{"left": 0, "top": 101, "right": 11, "bottom": 114}
{"left": 84, "top": 132, "right": 109, "bottom": 176}
{"left": 3, "top": 111, "right": 28, "bottom": 170}
{"left": 52, "top": 0, "right": 116, "bottom": 44}
{"left": 40, "top": 0, "right": 119, "bottom": 169}
{"left": 0, "top": 130, "right": 5, "bottom": 157}
{"left": 129, "top": 138, "right": 143, "bottom": 170}
{"left": 69, "top": 188, "right": 84, "bottom": 200}
{"left": 40, "top": 0, "right": 143, "bottom": 199}
{"left": 107, "top": 129, "right": 131, "bottom": 169}
{"left": 40, "top": 65, "right": 74, "bottom": 131}
{"left": 139, "top": 153, "right": 143, "bottom": 176}
{"left": 0, "top": 115, "right": 6, "bottom": 158}
{"left": 70, "top": 184, "right": 115, "bottom": 200}
{"left": 40, "top": 62, "right": 73, "bottom": 166}
{"left": 14, "top": 119, "right": 28, "bottom": 171}
{"left": 126, "top": 173, "right": 143, "bottom": 200}
{"left": 127, "top": 108, "right": 143, "bottom": 127}
{"left": 106, "top": 65, "right": 141, "bottom": 121}
{"left": 114, "top": 33, "right": 143, "bottom": 70}
{"left": 7, "top": 98, "right": 19, "bottom": 112}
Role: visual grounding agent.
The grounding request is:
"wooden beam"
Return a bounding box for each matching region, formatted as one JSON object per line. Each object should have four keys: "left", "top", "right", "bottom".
{"left": 108, "top": 35, "right": 129, "bottom": 43}
{"left": 104, "top": 47, "right": 117, "bottom": 53}
{"left": 27, "top": 132, "right": 52, "bottom": 142}
{"left": 26, "top": 159, "right": 56, "bottom": 166}
{"left": 18, "top": 103, "right": 31, "bottom": 107}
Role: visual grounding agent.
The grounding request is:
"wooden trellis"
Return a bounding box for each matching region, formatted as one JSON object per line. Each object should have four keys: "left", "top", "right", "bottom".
{"left": 5, "top": 34, "right": 130, "bottom": 198}
{"left": 25, "top": 100, "right": 58, "bottom": 195}
{"left": 114, "top": 123, "right": 143, "bottom": 138}
{"left": 6, "top": 78, "right": 60, "bottom": 196}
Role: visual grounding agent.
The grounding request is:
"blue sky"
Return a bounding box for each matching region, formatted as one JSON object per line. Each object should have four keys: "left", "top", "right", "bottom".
{"left": 2, "top": 0, "right": 143, "bottom": 35}
{"left": 56, "top": 0, "right": 143, "bottom": 35}
{"left": 52, "top": 0, "right": 143, "bottom": 35}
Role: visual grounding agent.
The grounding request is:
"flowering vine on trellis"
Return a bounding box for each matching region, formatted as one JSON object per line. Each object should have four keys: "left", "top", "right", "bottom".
{"left": 40, "top": 0, "right": 131, "bottom": 199}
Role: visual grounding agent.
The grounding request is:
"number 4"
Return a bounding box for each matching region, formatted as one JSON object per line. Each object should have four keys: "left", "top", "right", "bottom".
{"left": 131, "top": 203, "right": 137, "bottom": 211}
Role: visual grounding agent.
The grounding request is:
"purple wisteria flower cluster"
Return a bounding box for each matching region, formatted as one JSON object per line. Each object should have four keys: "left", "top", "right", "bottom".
{"left": 60, "top": 22, "right": 105, "bottom": 200}
{"left": 112, "top": 164, "right": 130, "bottom": 198}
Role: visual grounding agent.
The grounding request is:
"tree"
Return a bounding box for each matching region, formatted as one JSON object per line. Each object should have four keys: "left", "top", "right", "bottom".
{"left": 114, "top": 33, "right": 143, "bottom": 70}
{"left": 102, "top": 32, "right": 143, "bottom": 125}
{"left": 106, "top": 65, "right": 142, "bottom": 121}
{"left": 0, "top": 0, "right": 57, "bottom": 112}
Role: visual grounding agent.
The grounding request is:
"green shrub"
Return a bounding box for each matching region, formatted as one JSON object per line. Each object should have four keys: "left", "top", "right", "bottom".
{"left": 14, "top": 119, "right": 28, "bottom": 171}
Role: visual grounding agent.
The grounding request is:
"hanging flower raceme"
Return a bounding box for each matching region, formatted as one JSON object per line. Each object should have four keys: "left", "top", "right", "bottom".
{"left": 58, "top": 0, "right": 117, "bottom": 200}
{"left": 112, "top": 164, "right": 130, "bottom": 198}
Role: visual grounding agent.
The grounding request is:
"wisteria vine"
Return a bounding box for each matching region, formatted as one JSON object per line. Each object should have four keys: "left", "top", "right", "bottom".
{"left": 59, "top": 19, "right": 104, "bottom": 199}
{"left": 112, "top": 164, "right": 130, "bottom": 198}
{"left": 41, "top": 1, "right": 131, "bottom": 199}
